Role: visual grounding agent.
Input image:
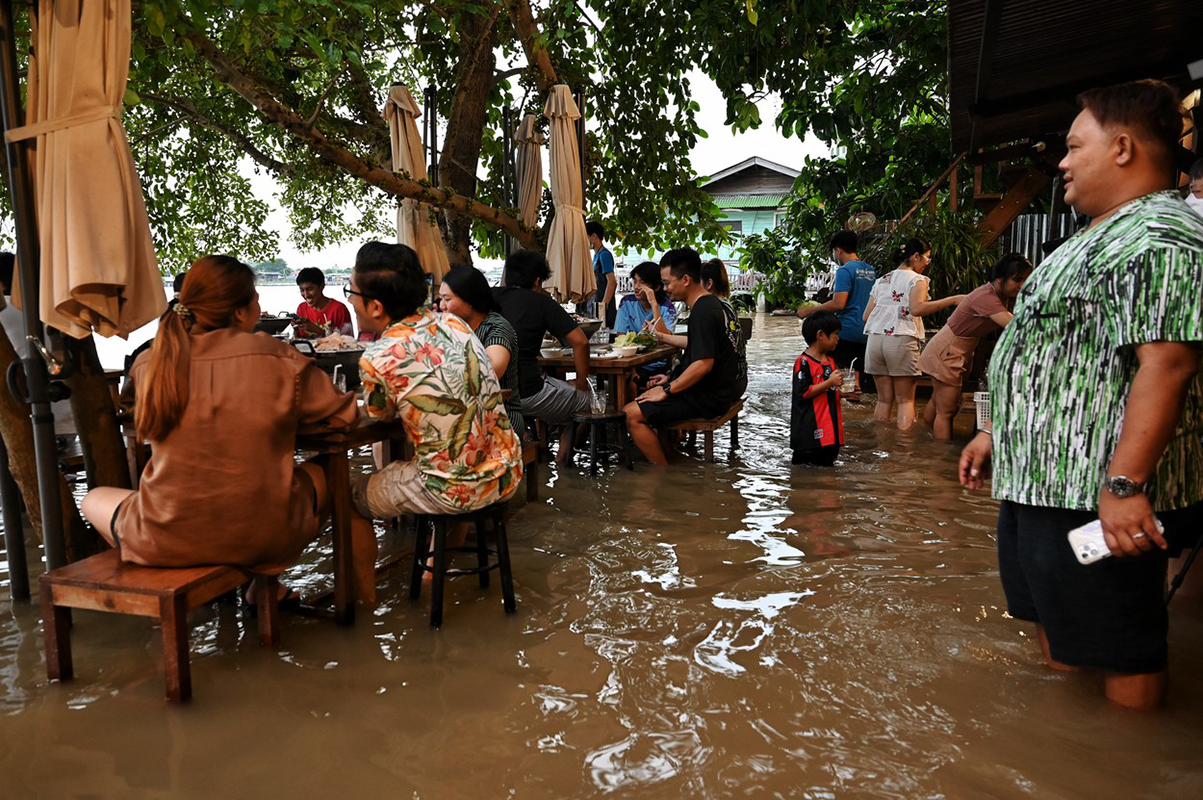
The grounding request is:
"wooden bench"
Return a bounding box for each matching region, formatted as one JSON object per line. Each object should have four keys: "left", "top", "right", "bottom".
{"left": 40, "top": 549, "right": 281, "bottom": 703}
{"left": 666, "top": 398, "right": 745, "bottom": 462}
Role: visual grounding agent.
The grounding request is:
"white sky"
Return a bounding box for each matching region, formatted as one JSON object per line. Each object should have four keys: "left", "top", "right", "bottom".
{"left": 263, "top": 71, "right": 829, "bottom": 272}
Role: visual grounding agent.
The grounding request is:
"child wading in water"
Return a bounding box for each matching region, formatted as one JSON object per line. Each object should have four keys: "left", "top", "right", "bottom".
{"left": 791, "top": 311, "right": 845, "bottom": 466}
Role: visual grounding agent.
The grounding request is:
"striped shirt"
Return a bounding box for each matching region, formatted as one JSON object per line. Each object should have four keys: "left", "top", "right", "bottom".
{"left": 475, "top": 311, "right": 525, "bottom": 437}
{"left": 988, "top": 191, "right": 1203, "bottom": 511}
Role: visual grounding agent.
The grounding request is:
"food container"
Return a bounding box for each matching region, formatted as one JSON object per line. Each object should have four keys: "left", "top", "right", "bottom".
{"left": 254, "top": 316, "right": 294, "bottom": 335}
{"left": 540, "top": 347, "right": 568, "bottom": 359}
{"left": 613, "top": 345, "right": 639, "bottom": 358}
{"left": 293, "top": 341, "right": 364, "bottom": 390}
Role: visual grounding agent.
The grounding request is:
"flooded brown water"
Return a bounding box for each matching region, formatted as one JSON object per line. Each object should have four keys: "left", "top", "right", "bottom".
{"left": 3, "top": 314, "right": 1203, "bottom": 799}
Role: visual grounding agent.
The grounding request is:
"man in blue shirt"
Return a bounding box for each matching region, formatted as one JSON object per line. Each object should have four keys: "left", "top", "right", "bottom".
{"left": 587, "top": 220, "right": 617, "bottom": 328}
{"left": 797, "top": 230, "right": 876, "bottom": 392}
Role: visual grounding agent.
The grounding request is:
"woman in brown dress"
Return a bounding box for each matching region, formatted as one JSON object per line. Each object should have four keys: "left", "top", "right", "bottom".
{"left": 81, "top": 256, "right": 357, "bottom": 581}
{"left": 919, "top": 253, "right": 1032, "bottom": 439}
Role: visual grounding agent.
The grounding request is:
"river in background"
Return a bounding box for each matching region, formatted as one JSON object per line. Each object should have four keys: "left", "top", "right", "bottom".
{"left": 92, "top": 283, "right": 342, "bottom": 370}
{"left": 3, "top": 314, "right": 1203, "bottom": 799}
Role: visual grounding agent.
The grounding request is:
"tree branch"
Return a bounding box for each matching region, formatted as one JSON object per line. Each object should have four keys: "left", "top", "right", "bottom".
{"left": 181, "top": 25, "right": 536, "bottom": 245}
{"left": 492, "top": 66, "right": 525, "bottom": 88}
{"left": 140, "top": 91, "right": 295, "bottom": 177}
{"left": 505, "top": 0, "right": 557, "bottom": 93}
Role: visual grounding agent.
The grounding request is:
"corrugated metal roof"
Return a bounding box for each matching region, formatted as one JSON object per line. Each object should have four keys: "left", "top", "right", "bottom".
{"left": 711, "top": 193, "right": 787, "bottom": 209}
{"left": 949, "top": 0, "right": 1202, "bottom": 152}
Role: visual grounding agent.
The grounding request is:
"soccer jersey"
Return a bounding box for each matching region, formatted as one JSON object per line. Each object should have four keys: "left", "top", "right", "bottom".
{"left": 791, "top": 352, "right": 843, "bottom": 452}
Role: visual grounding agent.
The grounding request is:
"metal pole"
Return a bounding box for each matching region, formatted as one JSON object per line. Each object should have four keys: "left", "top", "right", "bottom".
{"left": 0, "top": 436, "right": 29, "bottom": 599}
{"left": 502, "top": 106, "right": 513, "bottom": 259}
{"left": 425, "top": 85, "right": 438, "bottom": 187}
{"left": 0, "top": 0, "right": 67, "bottom": 571}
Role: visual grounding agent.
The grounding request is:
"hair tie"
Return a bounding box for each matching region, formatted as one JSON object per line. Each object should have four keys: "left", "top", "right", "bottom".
{"left": 172, "top": 303, "right": 193, "bottom": 320}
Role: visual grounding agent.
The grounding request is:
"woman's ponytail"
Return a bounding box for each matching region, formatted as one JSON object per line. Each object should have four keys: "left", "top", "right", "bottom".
{"left": 135, "top": 255, "right": 256, "bottom": 441}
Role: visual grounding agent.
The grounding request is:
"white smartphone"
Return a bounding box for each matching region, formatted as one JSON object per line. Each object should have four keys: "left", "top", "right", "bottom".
{"left": 1067, "top": 517, "right": 1165, "bottom": 565}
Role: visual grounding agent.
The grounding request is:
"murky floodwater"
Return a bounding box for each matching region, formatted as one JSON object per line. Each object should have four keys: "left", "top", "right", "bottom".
{"left": 2, "top": 314, "right": 1202, "bottom": 799}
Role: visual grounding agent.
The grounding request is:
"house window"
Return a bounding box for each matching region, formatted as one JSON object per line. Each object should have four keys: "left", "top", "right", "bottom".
{"left": 722, "top": 220, "right": 743, "bottom": 236}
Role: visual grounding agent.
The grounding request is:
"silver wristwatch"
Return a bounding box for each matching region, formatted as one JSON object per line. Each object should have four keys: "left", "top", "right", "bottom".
{"left": 1104, "top": 475, "right": 1145, "bottom": 498}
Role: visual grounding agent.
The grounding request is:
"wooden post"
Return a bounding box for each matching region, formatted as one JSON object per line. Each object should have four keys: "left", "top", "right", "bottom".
{"left": 160, "top": 594, "right": 191, "bottom": 703}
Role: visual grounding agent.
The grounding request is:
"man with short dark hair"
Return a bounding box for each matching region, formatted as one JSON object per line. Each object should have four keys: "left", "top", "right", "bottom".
{"left": 295, "top": 266, "right": 353, "bottom": 337}
{"left": 960, "top": 79, "right": 1203, "bottom": 709}
{"left": 624, "top": 247, "right": 740, "bottom": 465}
{"left": 346, "top": 241, "right": 523, "bottom": 601}
{"left": 494, "top": 249, "right": 591, "bottom": 459}
{"left": 798, "top": 230, "right": 876, "bottom": 392}
{"left": 586, "top": 220, "right": 617, "bottom": 327}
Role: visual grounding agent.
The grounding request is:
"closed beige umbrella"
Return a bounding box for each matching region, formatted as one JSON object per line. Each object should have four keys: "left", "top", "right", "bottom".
{"left": 382, "top": 84, "right": 450, "bottom": 282}
{"left": 515, "top": 113, "right": 543, "bottom": 228}
{"left": 542, "top": 86, "right": 593, "bottom": 304}
{"left": 7, "top": 0, "right": 163, "bottom": 338}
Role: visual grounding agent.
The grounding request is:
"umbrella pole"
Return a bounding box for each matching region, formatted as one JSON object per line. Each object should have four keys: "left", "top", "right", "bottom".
{"left": 0, "top": 0, "right": 67, "bottom": 572}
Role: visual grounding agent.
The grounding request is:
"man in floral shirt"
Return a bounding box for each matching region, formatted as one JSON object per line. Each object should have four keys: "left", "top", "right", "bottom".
{"left": 345, "top": 242, "right": 522, "bottom": 601}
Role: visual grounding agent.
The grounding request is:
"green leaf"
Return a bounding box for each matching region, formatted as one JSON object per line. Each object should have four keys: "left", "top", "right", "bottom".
{"left": 446, "top": 403, "right": 475, "bottom": 459}
{"left": 465, "top": 341, "right": 481, "bottom": 396}
{"left": 408, "top": 394, "right": 467, "bottom": 416}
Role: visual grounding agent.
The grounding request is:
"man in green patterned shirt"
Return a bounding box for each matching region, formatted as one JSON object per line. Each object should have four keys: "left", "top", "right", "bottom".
{"left": 959, "top": 80, "right": 1203, "bottom": 710}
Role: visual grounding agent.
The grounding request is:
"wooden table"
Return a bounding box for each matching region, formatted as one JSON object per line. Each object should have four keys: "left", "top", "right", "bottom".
{"left": 538, "top": 344, "right": 677, "bottom": 410}
{"left": 295, "top": 419, "right": 410, "bottom": 625}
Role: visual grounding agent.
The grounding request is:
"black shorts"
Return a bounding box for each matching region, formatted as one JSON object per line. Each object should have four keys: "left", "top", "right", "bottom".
{"left": 829, "top": 338, "right": 874, "bottom": 393}
{"left": 639, "top": 390, "right": 730, "bottom": 428}
{"left": 996, "top": 499, "right": 1203, "bottom": 674}
{"left": 791, "top": 445, "right": 840, "bottom": 466}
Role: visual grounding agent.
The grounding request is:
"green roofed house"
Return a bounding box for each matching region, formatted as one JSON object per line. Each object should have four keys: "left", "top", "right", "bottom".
{"left": 701, "top": 156, "right": 799, "bottom": 269}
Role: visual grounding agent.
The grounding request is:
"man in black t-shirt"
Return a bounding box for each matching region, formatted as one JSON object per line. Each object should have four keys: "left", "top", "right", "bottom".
{"left": 624, "top": 247, "right": 740, "bottom": 465}
{"left": 494, "top": 250, "right": 591, "bottom": 458}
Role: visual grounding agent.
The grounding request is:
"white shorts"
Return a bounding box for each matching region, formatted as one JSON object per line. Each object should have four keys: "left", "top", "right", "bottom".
{"left": 865, "top": 333, "right": 921, "bottom": 377}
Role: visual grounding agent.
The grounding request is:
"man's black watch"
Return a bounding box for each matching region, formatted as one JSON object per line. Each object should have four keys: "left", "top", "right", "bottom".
{"left": 1104, "top": 475, "right": 1146, "bottom": 498}
{"left": 663, "top": 382, "right": 673, "bottom": 395}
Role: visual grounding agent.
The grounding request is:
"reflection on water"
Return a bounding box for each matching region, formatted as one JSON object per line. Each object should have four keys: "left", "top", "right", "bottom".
{"left": 3, "top": 315, "right": 1203, "bottom": 798}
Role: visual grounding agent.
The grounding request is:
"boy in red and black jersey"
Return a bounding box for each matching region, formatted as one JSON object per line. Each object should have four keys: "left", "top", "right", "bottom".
{"left": 791, "top": 312, "right": 845, "bottom": 466}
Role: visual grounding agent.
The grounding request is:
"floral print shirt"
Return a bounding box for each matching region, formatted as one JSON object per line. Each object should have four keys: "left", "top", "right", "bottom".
{"left": 359, "top": 309, "right": 523, "bottom": 510}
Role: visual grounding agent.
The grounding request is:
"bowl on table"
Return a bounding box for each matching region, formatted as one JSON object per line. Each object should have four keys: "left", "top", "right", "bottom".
{"left": 540, "top": 346, "right": 568, "bottom": 359}
{"left": 613, "top": 344, "right": 639, "bottom": 358}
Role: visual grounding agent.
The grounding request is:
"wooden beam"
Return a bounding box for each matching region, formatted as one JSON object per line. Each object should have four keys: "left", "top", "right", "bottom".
{"left": 976, "top": 167, "right": 1053, "bottom": 245}
{"left": 895, "top": 152, "right": 968, "bottom": 231}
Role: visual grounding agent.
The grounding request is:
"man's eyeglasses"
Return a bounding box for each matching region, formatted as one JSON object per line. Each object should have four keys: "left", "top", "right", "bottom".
{"left": 343, "top": 284, "right": 372, "bottom": 301}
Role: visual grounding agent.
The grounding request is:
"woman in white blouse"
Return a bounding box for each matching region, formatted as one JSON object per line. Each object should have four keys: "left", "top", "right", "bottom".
{"left": 862, "top": 238, "right": 964, "bottom": 430}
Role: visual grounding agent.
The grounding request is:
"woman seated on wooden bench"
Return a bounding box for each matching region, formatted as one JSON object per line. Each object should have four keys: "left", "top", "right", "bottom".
{"left": 81, "top": 256, "right": 358, "bottom": 600}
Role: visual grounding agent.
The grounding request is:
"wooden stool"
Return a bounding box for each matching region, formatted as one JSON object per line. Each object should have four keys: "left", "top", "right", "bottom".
{"left": 40, "top": 549, "right": 281, "bottom": 703}
{"left": 568, "top": 410, "right": 633, "bottom": 474}
{"left": 410, "top": 502, "right": 515, "bottom": 628}
{"left": 666, "top": 398, "right": 744, "bottom": 462}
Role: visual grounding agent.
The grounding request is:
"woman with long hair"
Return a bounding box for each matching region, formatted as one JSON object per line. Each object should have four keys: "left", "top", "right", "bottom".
{"left": 862, "top": 238, "right": 965, "bottom": 430}
{"left": 438, "top": 264, "right": 525, "bottom": 435}
{"left": 81, "top": 256, "right": 357, "bottom": 583}
{"left": 920, "top": 253, "right": 1032, "bottom": 439}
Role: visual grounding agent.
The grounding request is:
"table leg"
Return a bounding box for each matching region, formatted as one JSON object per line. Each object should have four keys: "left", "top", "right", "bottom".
{"left": 326, "top": 451, "right": 355, "bottom": 626}
{"left": 613, "top": 373, "right": 628, "bottom": 411}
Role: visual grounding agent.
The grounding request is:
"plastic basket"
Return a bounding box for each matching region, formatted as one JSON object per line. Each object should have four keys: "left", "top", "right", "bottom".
{"left": 973, "top": 391, "right": 991, "bottom": 431}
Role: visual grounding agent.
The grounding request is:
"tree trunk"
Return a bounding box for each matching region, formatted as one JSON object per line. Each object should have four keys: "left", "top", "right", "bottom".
{"left": 0, "top": 330, "right": 98, "bottom": 561}
{"left": 438, "top": 9, "right": 501, "bottom": 267}
{"left": 62, "top": 333, "right": 131, "bottom": 491}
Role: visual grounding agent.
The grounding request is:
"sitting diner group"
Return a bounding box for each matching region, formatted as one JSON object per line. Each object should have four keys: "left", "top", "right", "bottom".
{"left": 79, "top": 240, "right": 745, "bottom": 603}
